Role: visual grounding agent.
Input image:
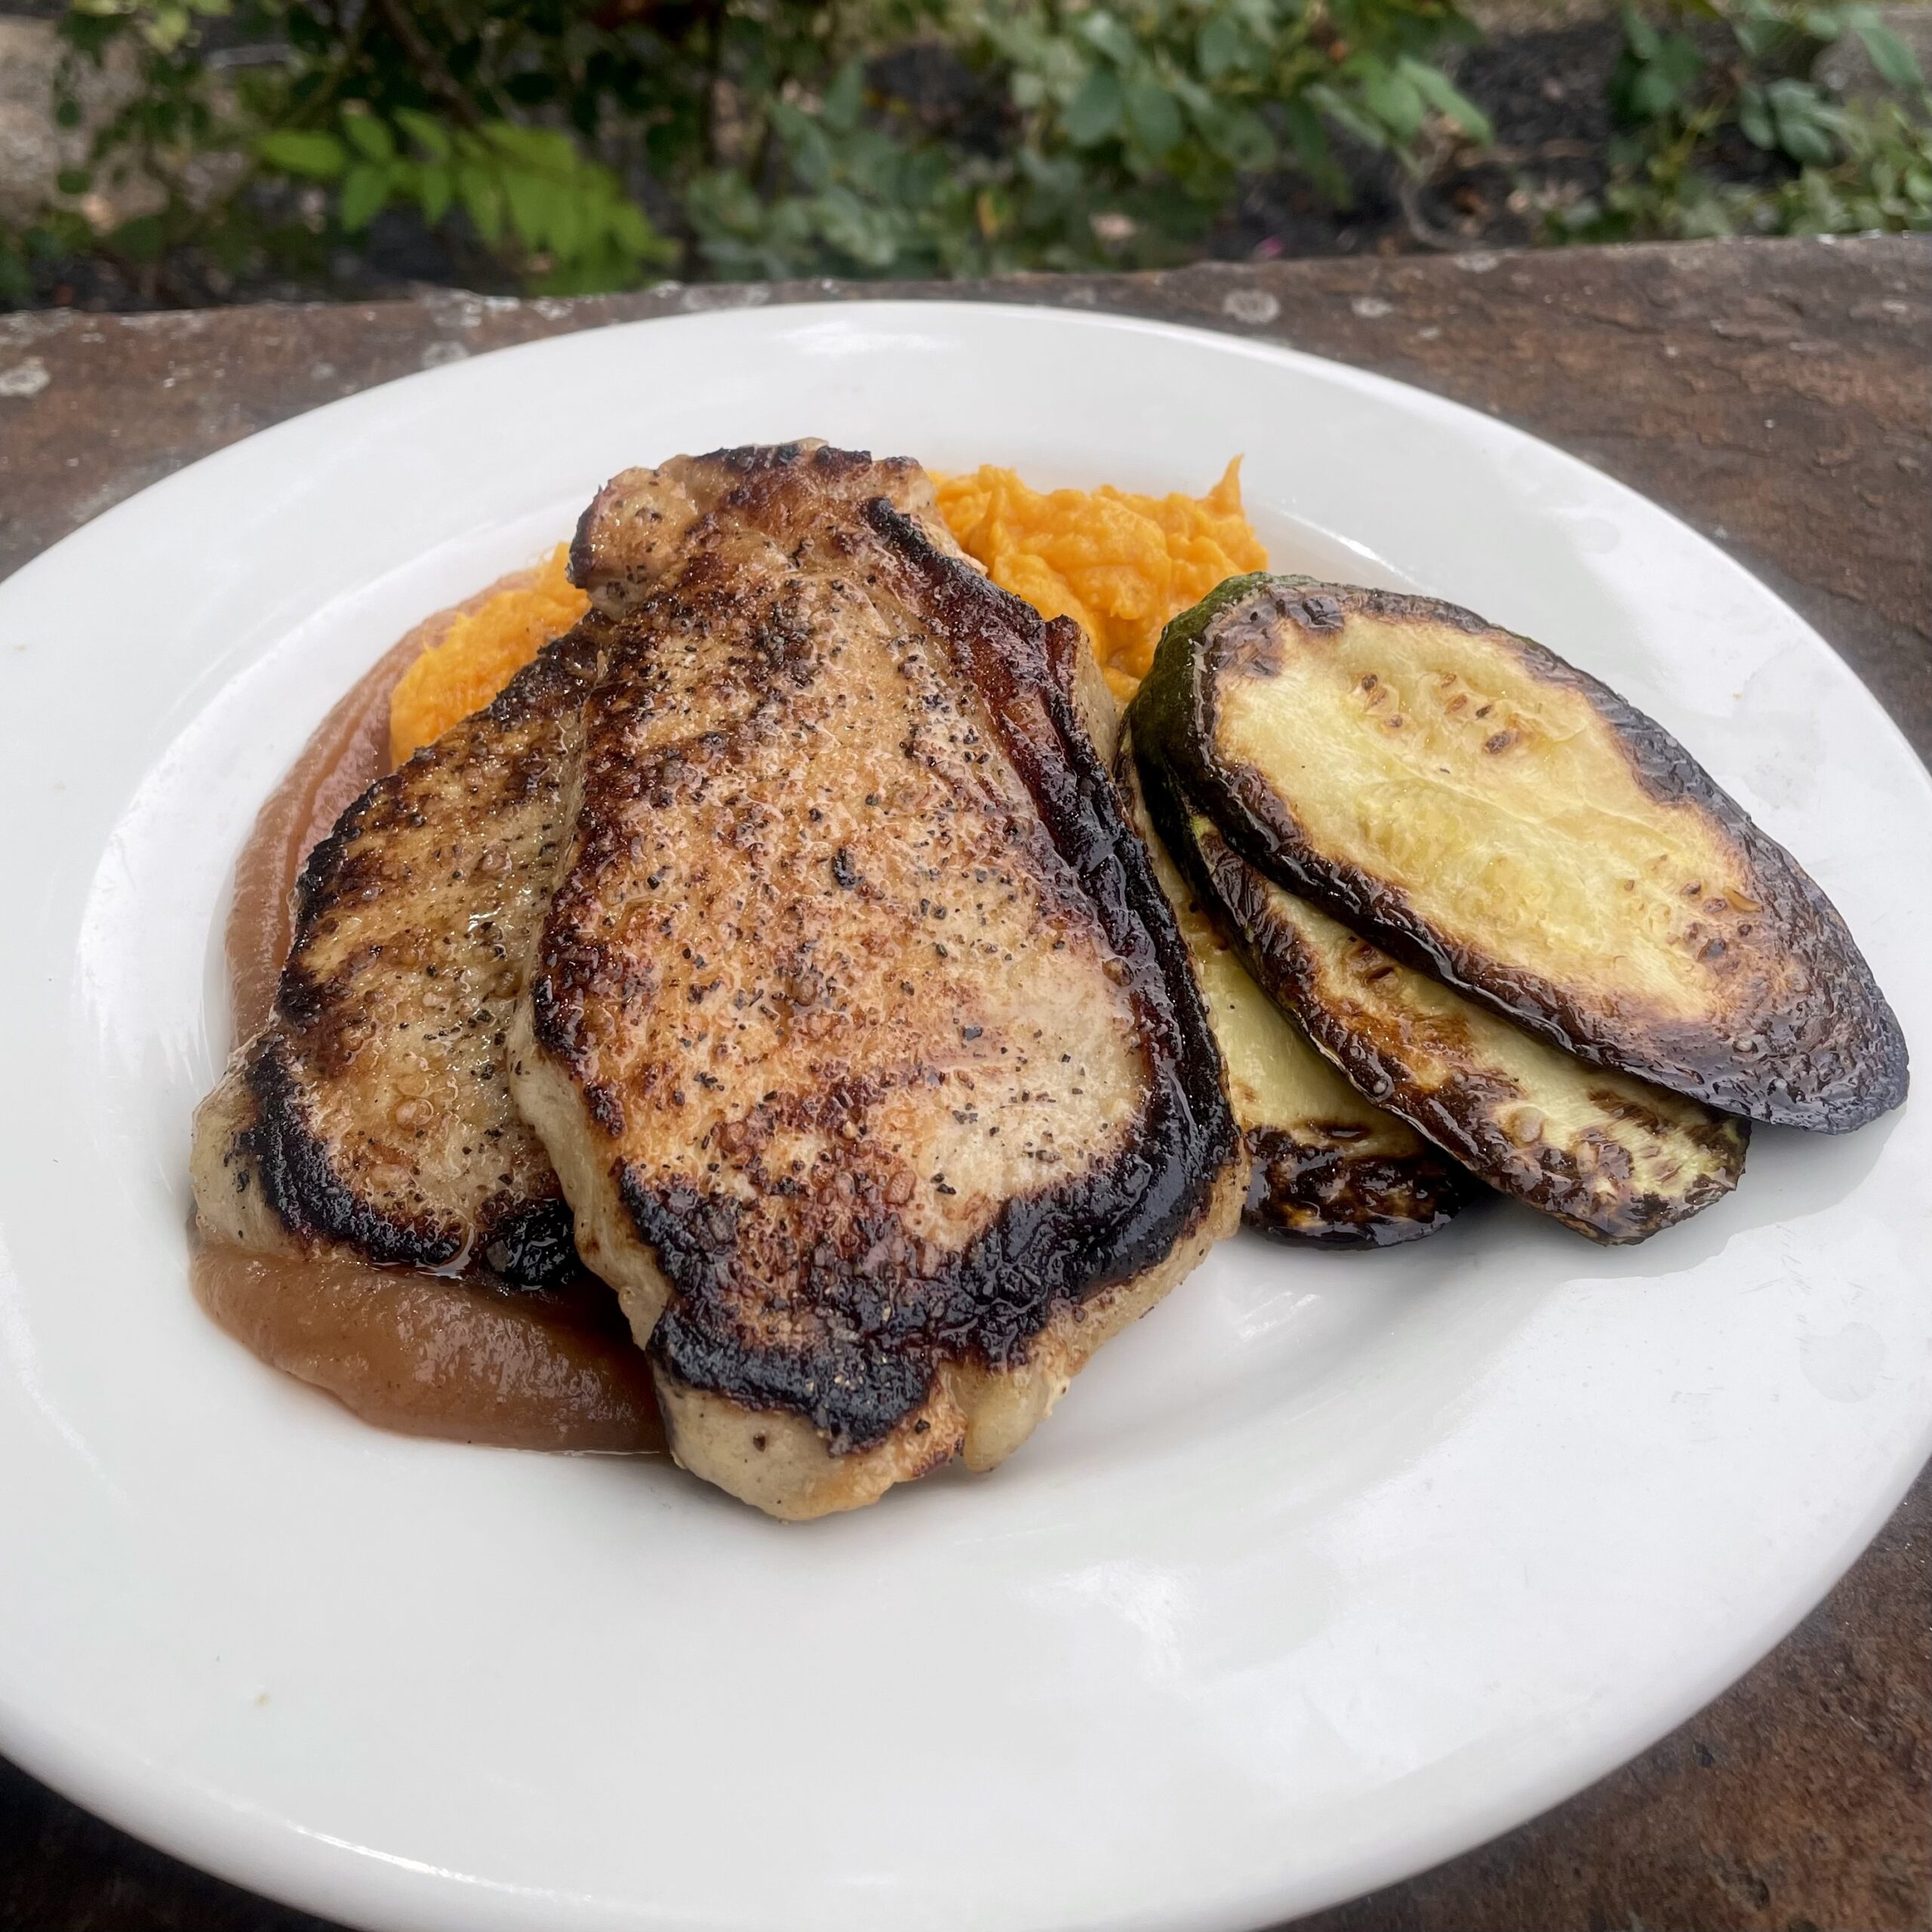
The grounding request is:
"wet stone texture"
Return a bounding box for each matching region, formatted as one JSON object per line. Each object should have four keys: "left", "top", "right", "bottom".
{"left": 1, "top": 235, "right": 1927, "bottom": 1932}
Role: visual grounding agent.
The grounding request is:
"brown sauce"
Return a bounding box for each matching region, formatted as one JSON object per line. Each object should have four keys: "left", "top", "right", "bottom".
{"left": 196, "top": 573, "right": 664, "bottom": 1454}
{"left": 223, "top": 627, "right": 417, "bottom": 1042}
{"left": 191, "top": 1247, "right": 660, "bottom": 1453}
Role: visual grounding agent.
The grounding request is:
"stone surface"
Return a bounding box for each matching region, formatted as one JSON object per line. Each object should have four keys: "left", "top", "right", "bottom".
{"left": 0, "top": 15, "right": 149, "bottom": 228}
{"left": 0, "top": 19, "right": 76, "bottom": 223}
{"left": 0, "top": 11, "right": 243, "bottom": 239}
{"left": 3, "top": 237, "right": 1927, "bottom": 755}
{"left": 0, "top": 237, "right": 1927, "bottom": 1932}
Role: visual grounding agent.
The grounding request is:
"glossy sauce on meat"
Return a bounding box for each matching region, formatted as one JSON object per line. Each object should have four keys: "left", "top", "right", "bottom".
{"left": 194, "top": 590, "right": 663, "bottom": 1453}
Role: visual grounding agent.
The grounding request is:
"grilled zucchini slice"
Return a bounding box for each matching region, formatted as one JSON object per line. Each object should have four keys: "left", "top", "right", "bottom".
{"left": 1131, "top": 574, "right": 1906, "bottom": 1132}
{"left": 1118, "top": 734, "right": 1469, "bottom": 1247}
{"left": 1138, "top": 752, "right": 1749, "bottom": 1244}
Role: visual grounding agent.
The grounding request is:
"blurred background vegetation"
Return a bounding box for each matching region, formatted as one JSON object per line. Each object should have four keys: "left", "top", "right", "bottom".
{"left": 0, "top": 0, "right": 1925, "bottom": 306}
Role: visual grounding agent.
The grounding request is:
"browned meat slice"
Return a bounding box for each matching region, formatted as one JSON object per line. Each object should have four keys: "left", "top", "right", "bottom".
{"left": 190, "top": 626, "right": 609, "bottom": 1287}
{"left": 511, "top": 444, "right": 1245, "bottom": 1518}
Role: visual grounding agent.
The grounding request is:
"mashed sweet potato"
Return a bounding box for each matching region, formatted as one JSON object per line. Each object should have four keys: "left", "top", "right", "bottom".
{"left": 383, "top": 461, "right": 1265, "bottom": 765}
{"left": 387, "top": 543, "right": 589, "bottom": 766}
{"left": 933, "top": 459, "right": 1268, "bottom": 701}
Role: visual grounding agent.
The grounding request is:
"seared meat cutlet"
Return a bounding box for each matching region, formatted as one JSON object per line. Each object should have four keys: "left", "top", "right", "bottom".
{"left": 510, "top": 444, "right": 1246, "bottom": 1519}
{"left": 192, "top": 454, "right": 948, "bottom": 1280}
{"left": 190, "top": 625, "right": 610, "bottom": 1287}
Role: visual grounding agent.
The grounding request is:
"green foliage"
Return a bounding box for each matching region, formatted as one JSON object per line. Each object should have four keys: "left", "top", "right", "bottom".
{"left": 967, "top": 0, "right": 1489, "bottom": 247}
{"left": 15, "top": 0, "right": 1925, "bottom": 299}
{"left": 258, "top": 112, "right": 675, "bottom": 292}
{"left": 1557, "top": 0, "right": 1932, "bottom": 240}
{"left": 8, "top": 0, "right": 1487, "bottom": 296}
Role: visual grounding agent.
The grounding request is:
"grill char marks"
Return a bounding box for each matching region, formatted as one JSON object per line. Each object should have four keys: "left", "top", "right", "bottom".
{"left": 1242, "top": 1128, "right": 1467, "bottom": 1247}
{"left": 1114, "top": 725, "right": 1472, "bottom": 1250}
{"left": 1134, "top": 573, "right": 1907, "bottom": 1131}
{"left": 1142, "top": 749, "right": 1750, "bottom": 1246}
{"left": 189, "top": 625, "right": 611, "bottom": 1290}
{"left": 512, "top": 444, "right": 1243, "bottom": 1516}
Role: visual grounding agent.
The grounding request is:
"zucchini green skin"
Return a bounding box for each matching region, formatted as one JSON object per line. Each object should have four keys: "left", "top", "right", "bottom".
{"left": 1118, "top": 731, "right": 1471, "bottom": 1248}
{"left": 1135, "top": 748, "right": 1749, "bottom": 1245}
{"left": 1129, "top": 574, "right": 1907, "bottom": 1134}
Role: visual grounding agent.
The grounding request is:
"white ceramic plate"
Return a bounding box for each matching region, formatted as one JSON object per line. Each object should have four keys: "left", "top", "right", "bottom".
{"left": 0, "top": 301, "right": 1926, "bottom": 1932}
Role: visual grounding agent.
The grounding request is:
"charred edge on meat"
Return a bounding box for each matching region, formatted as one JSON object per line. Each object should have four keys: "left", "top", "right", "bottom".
{"left": 238, "top": 1037, "right": 582, "bottom": 1287}
{"left": 571, "top": 479, "right": 1243, "bottom": 1454}
{"left": 240, "top": 632, "right": 608, "bottom": 1291}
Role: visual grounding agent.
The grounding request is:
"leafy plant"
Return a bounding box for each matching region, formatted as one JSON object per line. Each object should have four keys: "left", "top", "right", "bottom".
{"left": 259, "top": 112, "right": 676, "bottom": 294}
{"left": 5, "top": 0, "right": 1490, "bottom": 298}
{"left": 679, "top": 0, "right": 1492, "bottom": 278}
{"left": 1556, "top": 0, "right": 1931, "bottom": 240}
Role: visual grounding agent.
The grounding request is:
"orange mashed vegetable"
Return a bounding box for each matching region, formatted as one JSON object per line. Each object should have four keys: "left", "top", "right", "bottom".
{"left": 387, "top": 543, "right": 589, "bottom": 766}
{"left": 933, "top": 459, "right": 1267, "bottom": 700}
{"left": 383, "top": 462, "right": 1265, "bottom": 765}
